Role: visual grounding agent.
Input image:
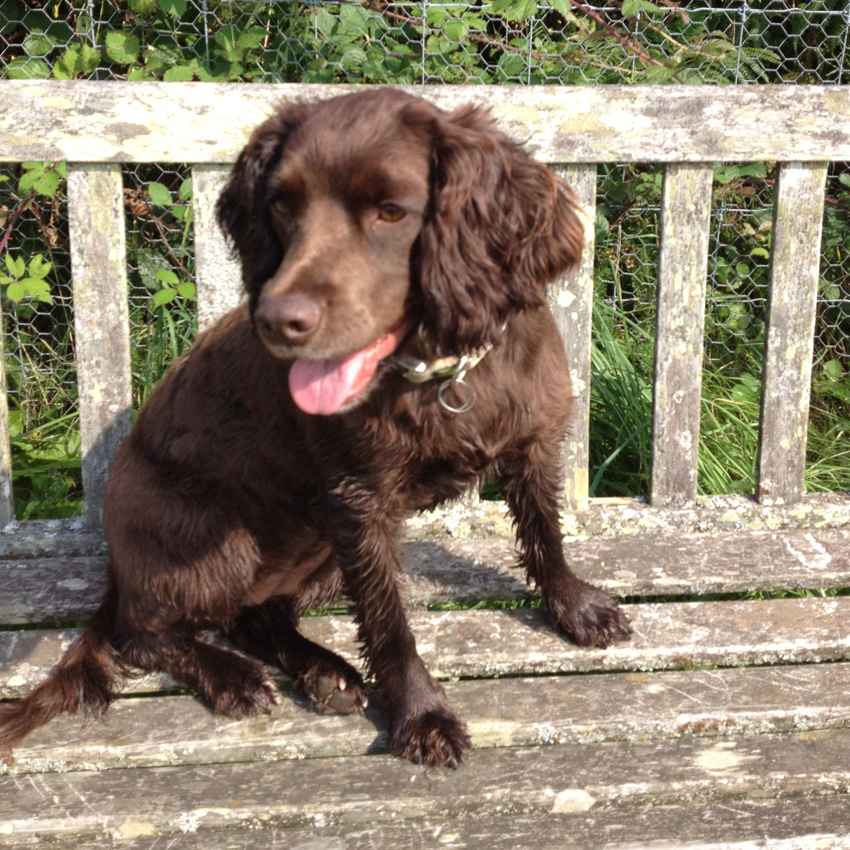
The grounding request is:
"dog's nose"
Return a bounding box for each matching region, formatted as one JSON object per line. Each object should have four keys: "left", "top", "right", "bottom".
{"left": 255, "top": 295, "right": 322, "bottom": 346}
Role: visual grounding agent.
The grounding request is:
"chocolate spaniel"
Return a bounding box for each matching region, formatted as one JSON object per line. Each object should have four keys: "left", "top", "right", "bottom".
{"left": 0, "top": 89, "right": 631, "bottom": 767}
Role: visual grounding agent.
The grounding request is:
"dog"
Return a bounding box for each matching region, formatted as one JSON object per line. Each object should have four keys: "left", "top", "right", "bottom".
{"left": 0, "top": 89, "right": 631, "bottom": 768}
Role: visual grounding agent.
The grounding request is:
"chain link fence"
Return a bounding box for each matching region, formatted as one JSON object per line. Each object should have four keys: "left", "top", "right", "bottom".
{"left": 1, "top": 1, "right": 849, "bottom": 512}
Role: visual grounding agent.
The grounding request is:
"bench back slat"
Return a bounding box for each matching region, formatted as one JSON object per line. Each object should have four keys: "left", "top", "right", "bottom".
{"left": 552, "top": 164, "right": 597, "bottom": 509}
{"left": 192, "top": 164, "right": 243, "bottom": 332}
{"left": 68, "top": 163, "right": 133, "bottom": 527}
{"left": 756, "top": 162, "right": 829, "bottom": 506}
{"left": 0, "top": 320, "right": 12, "bottom": 527}
{"left": 650, "top": 163, "right": 714, "bottom": 507}
{"left": 3, "top": 82, "right": 850, "bottom": 163}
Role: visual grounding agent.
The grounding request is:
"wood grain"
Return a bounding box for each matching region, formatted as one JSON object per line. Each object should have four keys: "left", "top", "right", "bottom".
{"left": 2, "top": 82, "right": 850, "bottom": 163}
{"left": 67, "top": 164, "right": 133, "bottom": 527}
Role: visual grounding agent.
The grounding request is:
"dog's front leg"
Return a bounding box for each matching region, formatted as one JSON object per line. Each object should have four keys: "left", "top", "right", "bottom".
{"left": 324, "top": 483, "right": 471, "bottom": 768}
{"left": 499, "top": 437, "right": 632, "bottom": 649}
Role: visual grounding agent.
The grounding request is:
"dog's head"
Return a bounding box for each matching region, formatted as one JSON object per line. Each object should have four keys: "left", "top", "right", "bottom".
{"left": 217, "top": 89, "right": 584, "bottom": 414}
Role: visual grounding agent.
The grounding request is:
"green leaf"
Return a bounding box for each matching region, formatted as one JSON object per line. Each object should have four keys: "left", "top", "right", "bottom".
{"left": 80, "top": 43, "right": 101, "bottom": 74}
{"left": 105, "top": 31, "right": 140, "bottom": 65}
{"left": 171, "top": 205, "right": 193, "bottom": 224}
{"left": 53, "top": 47, "right": 83, "bottom": 79}
{"left": 128, "top": 0, "right": 159, "bottom": 14}
{"left": 6, "top": 57, "right": 51, "bottom": 79}
{"left": 22, "top": 33, "right": 54, "bottom": 58}
{"left": 622, "top": 0, "right": 663, "bottom": 16}
{"left": 340, "top": 48, "right": 367, "bottom": 73}
{"left": 128, "top": 67, "right": 156, "bottom": 81}
{"left": 163, "top": 65, "right": 195, "bottom": 82}
{"left": 5, "top": 254, "right": 25, "bottom": 278}
{"left": 824, "top": 359, "right": 844, "bottom": 381}
{"left": 838, "top": 173, "right": 850, "bottom": 189}
{"left": 339, "top": 4, "right": 370, "bottom": 31}
{"left": 147, "top": 181, "right": 172, "bottom": 207}
{"left": 497, "top": 53, "right": 526, "bottom": 78}
{"left": 236, "top": 27, "right": 266, "bottom": 52}
{"left": 426, "top": 6, "right": 448, "bottom": 25}
{"left": 730, "top": 375, "right": 759, "bottom": 405}
{"left": 443, "top": 19, "right": 469, "bottom": 42}
{"left": 154, "top": 270, "right": 180, "bottom": 286}
{"left": 494, "top": 0, "right": 537, "bottom": 22}
{"left": 159, "top": 0, "right": 187, "bottom": 17}
{"left": 27, "top": 254, "right": 52, "bottom": 280}
{"left": 7, "top": 278, "right": 52, "bottom": 305}
{"left": 549, "top": 0, "right": 573, "bottom": 18}
{"left": 7, "top": 411, "right": 23, "bottom": 439}
{"left": 19, "top": 162, "right": 62, "bottom": 198}
{"left": 820, "top": 282, "right": 841, "bottom": 301}
{"left": 314, "top": 9, "right": 338, "bottom": 38}
{"left": 176, "top": 281, "right": 196, "bottom": 300}
{"left": 133, "top": 248, "right": 172, "bottom": 291}
{"left": 152, "top": 288, "right": 177, "bottom": 308}
{"left": 6, "top": 283, "right": 24, "bottom": 302}
{"left": 178, "top": 178, "right": 193, "bottom": 202}
{"left": 143, "top": 43, "right": 181, "bottom": 73}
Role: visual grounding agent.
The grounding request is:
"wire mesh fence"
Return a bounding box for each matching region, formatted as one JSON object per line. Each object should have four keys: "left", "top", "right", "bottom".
{"left": 1, "top": 1, "right": 848, "bottom": 514}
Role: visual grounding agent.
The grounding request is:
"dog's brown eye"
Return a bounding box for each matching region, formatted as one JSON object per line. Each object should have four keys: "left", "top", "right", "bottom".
{"left": 378, "top": 203, "right": 405, "bottom": 223}
{"left": 271, "top": 197, "right": 288, "bottom": 214}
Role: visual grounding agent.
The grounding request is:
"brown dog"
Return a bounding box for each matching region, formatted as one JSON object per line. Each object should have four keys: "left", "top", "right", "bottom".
{"left": 0, "top": 89, "right": 631, "bottom": 767}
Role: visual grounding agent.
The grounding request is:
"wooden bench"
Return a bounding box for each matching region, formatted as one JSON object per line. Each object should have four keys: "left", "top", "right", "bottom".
{"left": 1, "top": 80, "right": 849, "bottom": 848}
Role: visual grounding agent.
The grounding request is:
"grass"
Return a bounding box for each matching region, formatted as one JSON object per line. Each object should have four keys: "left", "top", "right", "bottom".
{"left": 589, "top": 299, "right": 850, "bottom": 499}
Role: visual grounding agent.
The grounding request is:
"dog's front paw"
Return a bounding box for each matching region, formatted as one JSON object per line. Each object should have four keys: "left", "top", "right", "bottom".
{"left": 548, "top": 580, "right": 632, "bottom": 649}
{"left": 391, "top": 708, "right": 471, "bottom": 769}
{"left": 298, "top": 665, "right": 369, "bottom": 715}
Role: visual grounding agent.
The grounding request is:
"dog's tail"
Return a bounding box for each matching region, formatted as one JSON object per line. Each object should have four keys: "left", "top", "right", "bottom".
{"left": 0, "top": 583, "right": 123, "bottom": 752}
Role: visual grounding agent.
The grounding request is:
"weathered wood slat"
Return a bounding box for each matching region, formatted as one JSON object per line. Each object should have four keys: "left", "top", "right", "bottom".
{"left": 2, "top": 528, "right": 849, "bottom": 625}
{"left": 3, "top": 82, "right": 850, "bottom": 164}
{"left": 0, "top": 309, "right": 13, "bottom": 527}
{"left": 4, "top": 595, "right": 850, "bottom": 699}
{"left": 5, "top": 727, "right": 850, "bottom": 843}
{"left": 551, "top": 164, "right": 597, "bottom": 509}
{"left": 67, "top": 164, "right": 133, "bottom": 527}
{"left": 757, "top": 161, "right": 829, "bottom": 506}
{"left": 49, "top": 799, "right": 850, "bottom": 850}
{"left": 5, "top": 662, "right": 850, "bottom": 776}
{"left": 0, "top": 493, "right": 847, "bottom": 561}
{"left": 191, "top": 164, "right": 242, "bottom": 331}
{"left": 651, "top": 163, "right": 714, "bottom": 507}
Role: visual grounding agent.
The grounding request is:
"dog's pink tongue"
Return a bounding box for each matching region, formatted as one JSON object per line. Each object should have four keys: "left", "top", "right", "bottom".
{"left": 288, "top": 326, "right": 405, "bottom": 416}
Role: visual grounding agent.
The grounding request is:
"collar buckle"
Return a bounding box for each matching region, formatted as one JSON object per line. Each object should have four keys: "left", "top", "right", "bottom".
{"left": 394, "top": 335, "right": 501, "bottom": 414}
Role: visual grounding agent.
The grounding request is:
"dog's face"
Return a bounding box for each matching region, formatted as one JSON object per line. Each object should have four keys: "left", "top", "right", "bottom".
{"left": 256, "top": 110, "right": 431, "bottom": 364}
{"left": 217, "top": 89, "right": 584, "bottom": 415}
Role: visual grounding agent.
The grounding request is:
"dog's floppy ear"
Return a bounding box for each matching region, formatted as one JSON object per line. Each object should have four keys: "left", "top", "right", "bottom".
{"left": 216, "top": 103, "right": 309, "bottom": 300}
{"left": 415, "top": 105, "right": 585, "bottom": 353}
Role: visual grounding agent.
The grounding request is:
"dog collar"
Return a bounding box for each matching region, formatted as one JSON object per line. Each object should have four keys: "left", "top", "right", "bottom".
{"left": 393, "top": 344, "right": 493, "bottom": 413}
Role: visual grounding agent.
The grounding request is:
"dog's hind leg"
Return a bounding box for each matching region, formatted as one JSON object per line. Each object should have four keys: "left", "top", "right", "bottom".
{"left": 117, "top": 629, "right": 281, "bottom": 718}
{"left": 228, "top": 593, "right": 369, "bottom": 715}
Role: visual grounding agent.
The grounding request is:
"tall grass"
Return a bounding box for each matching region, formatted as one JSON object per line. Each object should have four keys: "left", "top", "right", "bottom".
{"left": 8, "top": 302, "right": 196, "bottom": 520}
{"left": 590, "top": 300, "right": 850, "bottom": 498}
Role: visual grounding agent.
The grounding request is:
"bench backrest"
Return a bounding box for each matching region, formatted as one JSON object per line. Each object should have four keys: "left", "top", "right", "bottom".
{"left": 0, "top": 81, "right": 847, "bottom": 528}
